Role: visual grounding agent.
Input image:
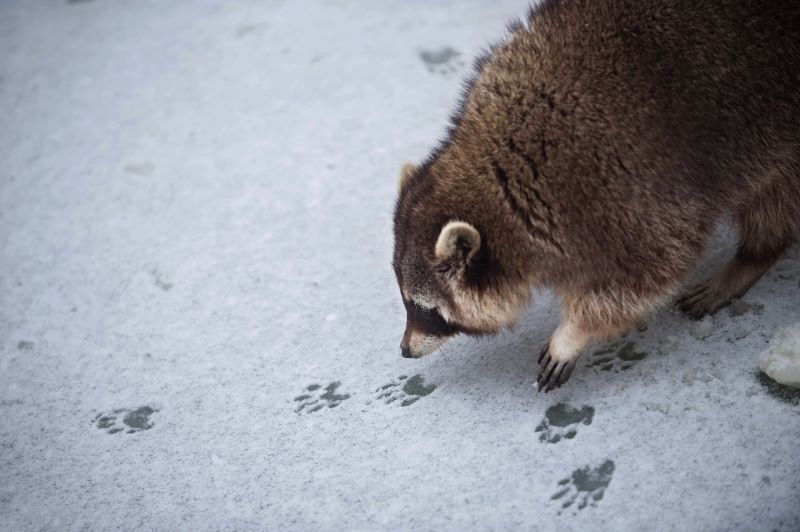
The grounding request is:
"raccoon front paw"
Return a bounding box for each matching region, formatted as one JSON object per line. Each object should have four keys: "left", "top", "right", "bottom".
{"left": 537, "top": 345, "right": 577, "bottom": 393}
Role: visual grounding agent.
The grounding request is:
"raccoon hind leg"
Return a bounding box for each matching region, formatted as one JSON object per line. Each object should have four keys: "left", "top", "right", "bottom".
{"left": 678, "top": 174, "right": 799, "bottom": 319}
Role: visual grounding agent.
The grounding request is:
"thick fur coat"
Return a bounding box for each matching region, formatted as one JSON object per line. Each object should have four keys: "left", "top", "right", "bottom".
{"left": 393, "top": 0, "right": 800, "bottom": 390}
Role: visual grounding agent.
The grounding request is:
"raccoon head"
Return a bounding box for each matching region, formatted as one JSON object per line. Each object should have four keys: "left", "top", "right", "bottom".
{"left": 392, "top": 163, "right": 528, "bottom": 359}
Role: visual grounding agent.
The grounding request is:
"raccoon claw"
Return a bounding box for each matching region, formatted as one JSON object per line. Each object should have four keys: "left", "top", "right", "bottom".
{"left": 538, "top": 345, "right": 549, "bottom": 364}
{"left": 537, "top": 347, "right": 576, "bottom": 392}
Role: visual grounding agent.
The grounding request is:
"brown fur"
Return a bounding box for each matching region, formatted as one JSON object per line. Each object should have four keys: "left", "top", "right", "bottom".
{"left": 392, "top": 0, "right": 800, "bottom": 388}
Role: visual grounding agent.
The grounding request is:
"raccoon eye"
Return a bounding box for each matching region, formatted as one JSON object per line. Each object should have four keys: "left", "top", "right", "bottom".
{"left": 413, "top": 301, "right": 437, "bottom": 317}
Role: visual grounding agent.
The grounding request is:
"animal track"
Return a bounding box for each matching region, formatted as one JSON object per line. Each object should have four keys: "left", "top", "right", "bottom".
{"left": 728, "top": 299, "right": 764, "bottom": 317}
{"left": 551, "top": 460, "right": 615, "bottom": 513}
{"left": 535, "top": 403, "right": 594, "bottom": 443}
{"left": 123, "top": 161, "right": 154, "bottom": 175}
{"left": 92, "top": 406, "right": 158, "bottom": 434}
{"left": 150, "top": 268, "right": 173, "bottom": 291}
{"left": 235, "top": 23, "right": 268, "bottom": 38}
{"left": 586, "top": 341, "right": 648, "bottom": 373}
{"left": 419, "top": 47, "right": 465, "bottom": 75}
{"left": 375, "top": 374, "right": 436, "bottom": 406}
{"left": 294, "top": 382, "right": 351, "bottom": 413}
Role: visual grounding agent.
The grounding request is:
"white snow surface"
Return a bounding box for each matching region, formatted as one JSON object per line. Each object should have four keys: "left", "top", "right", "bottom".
{"left": 760, "top": 324, "right": 800, "bottom": 388}
{"left": 1, "top": 1, "right": 799, "bottom": 530}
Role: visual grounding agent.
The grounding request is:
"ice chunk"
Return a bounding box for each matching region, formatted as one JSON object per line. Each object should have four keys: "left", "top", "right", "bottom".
{"left": 759, "top": 323, "right": 800, "bottom": 388}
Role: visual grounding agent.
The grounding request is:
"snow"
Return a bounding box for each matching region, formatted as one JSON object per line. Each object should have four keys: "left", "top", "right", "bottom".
{"left": 689, "top": 315, "right": 715, "bottom": 340}
{"left": 760, "top": 324, "right": 800, "bottom": 388}
{"left": 1, "top": 0, "right": 799, "bottom": 530}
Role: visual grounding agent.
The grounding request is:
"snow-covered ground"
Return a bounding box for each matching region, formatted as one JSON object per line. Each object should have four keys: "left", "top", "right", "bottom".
{"left": 1, "top": 1, "right": 799, "bottom": 530}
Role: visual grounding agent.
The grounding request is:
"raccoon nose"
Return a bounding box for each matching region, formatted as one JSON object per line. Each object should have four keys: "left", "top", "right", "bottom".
{"left": 401, "top": 346, "right": 413, "bottom": 359}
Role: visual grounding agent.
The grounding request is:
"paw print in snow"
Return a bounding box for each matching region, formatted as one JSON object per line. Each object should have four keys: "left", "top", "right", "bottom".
{"left": 419, "top": 47, "right": 465, "bottom": 75}
{"left": 376, "top": 374, "right": 436, "bottom": 406}
{"left": 92, "top": 406, "right": 158, "bottom": 434}
{"left": 586, "top": 341, "right": 647, "bottom": 373}
{"left": 294, "top": 382, "right": 351, "bottom": 413}
{"left": 535, "top": 403, "right": 594, "bottom": 443}
{"left": 728, "top": 298, "right": 764, "bottom": 317}
{"left": 551, "top": 460, "right": 615, "bottom": 513}
{"left": 150, "top": 268, "right": 173, "bottom": 291}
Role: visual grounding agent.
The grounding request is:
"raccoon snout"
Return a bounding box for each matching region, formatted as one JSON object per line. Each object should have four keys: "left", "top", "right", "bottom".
{"left": 401, "top": 346, "right": 413, "bottom": 359}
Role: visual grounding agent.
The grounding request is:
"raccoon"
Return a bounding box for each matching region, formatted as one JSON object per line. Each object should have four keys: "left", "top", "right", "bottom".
{"left": 392, "top": 0, "right": 800, "bottom": 391}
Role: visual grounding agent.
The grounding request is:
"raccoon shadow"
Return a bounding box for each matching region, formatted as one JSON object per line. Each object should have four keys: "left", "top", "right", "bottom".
{"left": 422, "top": 290, "right": 566, "bottom": 395}
{"left": 425, "top": 290, "right": 667, "bottom": 401}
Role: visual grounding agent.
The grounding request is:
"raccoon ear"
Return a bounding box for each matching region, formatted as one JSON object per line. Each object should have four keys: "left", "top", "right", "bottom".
{"left": 435, "top": 221, "right": 481, "bottom": 264}
{"left": 398, "top": 163, "right": 417, "bottom": 191}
